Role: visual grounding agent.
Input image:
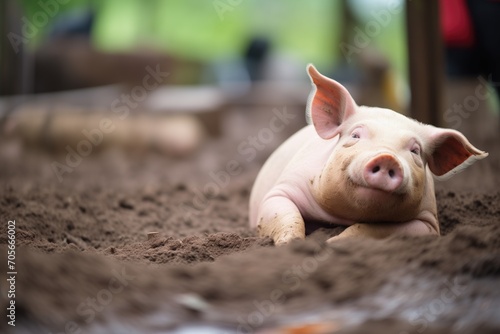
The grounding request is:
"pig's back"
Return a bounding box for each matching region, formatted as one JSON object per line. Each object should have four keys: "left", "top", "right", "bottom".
{"left": 249, "top": 125, "right": 316, "bottom": 225}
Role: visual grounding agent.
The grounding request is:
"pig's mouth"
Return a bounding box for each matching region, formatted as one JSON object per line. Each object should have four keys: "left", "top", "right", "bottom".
{"left": 347, "top": 176, "right": 405, "bottom": 197}
{"left": 357, "top": 185, "right": 399, "bottom": 198}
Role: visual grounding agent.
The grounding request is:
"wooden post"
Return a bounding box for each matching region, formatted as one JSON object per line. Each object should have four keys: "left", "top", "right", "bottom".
{"left": 406, "top": 0, "right": 444, "bottom": 126}
{"left": 0, "top": 0, "right": 25, "bottom": 96}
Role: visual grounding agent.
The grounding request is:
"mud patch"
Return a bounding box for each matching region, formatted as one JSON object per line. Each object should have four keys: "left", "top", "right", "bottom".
{"left": 0, "top": 106, "right": 499, "bottom": 333}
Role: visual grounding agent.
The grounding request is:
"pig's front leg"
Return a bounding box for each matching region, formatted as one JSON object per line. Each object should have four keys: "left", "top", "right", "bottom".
{"left": 257, "top": 196, "right": 306, "bottom": 245}
{"left": 327, "top": 210, "right": 439, "bottom": 242}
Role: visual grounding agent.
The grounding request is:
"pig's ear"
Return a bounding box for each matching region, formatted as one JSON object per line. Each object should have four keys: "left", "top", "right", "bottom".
{"left": 306, "top": 64, "right": 357, "bottom": 139}
{"left": 425, "top": 127, "right": 488, "bottom": 180}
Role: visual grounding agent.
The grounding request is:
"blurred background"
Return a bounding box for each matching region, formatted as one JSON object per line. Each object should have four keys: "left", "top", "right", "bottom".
{"left": 0, "top": 0, "right": 498, "bottom": 161}
{"left": 2, "top": 3, "right": 500, "bottom": 333}
{"left": 3, "top": 0, "right": 407, "bottom": 91}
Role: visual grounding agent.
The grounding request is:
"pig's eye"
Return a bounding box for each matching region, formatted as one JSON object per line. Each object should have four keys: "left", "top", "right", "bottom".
{"left": 351, "top": 132, "right": 360, "bottom": 139}
{"left": 410, "top": 145, "right": 420, "bottom": 155}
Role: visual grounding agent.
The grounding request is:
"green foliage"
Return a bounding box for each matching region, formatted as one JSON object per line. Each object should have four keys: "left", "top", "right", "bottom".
{"left": 17, "top": 0, "right": 405, "bottom": 75}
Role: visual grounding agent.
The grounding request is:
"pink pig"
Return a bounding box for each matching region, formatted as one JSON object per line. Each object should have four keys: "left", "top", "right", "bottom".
{"left": 249, "top": 65, "right": 488, "bottom": 245}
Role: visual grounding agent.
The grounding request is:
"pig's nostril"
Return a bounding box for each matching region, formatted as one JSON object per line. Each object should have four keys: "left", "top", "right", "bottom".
{"left": 388, "top": 169, "right": 395, "bottom": 178}
{"left": 372, "top": 166, "right": 380, "bottom": 173}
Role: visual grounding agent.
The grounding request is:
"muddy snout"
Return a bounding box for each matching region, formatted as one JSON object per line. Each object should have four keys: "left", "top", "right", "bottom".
{"left": 363, "top": 154, "right": 403, "bottom": 192}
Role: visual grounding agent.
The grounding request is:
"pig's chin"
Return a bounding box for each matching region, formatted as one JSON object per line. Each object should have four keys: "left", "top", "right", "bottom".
{"left": 343, "top": 177, "right": 416, "bottom": 222}
{"left": 316, "top": 176, "right": 420, "bottom": 223}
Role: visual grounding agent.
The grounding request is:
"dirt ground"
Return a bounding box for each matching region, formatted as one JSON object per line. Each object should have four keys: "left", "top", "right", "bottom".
{"left": 0, "top": 94, "right": 499, "bottom": 334}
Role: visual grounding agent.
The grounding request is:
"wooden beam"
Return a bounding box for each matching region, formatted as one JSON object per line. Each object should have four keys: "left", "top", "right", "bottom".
{"left": 406, "top": 0, "right": 444, "bottom": 125}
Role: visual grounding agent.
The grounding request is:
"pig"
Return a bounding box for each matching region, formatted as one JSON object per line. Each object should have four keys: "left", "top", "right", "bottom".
{"left": 249, "top": 65, "right": 488, "bottom": 245}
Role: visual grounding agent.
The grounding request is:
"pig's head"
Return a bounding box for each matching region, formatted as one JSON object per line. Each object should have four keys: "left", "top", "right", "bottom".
{"left": 306, "top": 65, "right": 488, "bottom": 223}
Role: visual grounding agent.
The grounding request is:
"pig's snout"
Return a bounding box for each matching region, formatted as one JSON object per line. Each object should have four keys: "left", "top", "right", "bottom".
{"left": 363, "top": 154, "right": 403, "bottom": 192}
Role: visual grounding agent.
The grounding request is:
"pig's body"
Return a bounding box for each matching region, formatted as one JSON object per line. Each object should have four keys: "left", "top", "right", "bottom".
{"left": 250, "top": 125, "right": 352, "bottom": 227}
{"left": 250, "top": 65, "right": 488, "bottom": 245}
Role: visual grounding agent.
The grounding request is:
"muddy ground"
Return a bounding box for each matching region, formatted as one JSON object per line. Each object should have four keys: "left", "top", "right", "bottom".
{"left": 0, "top": 93, "right": 499, "bottom": 334}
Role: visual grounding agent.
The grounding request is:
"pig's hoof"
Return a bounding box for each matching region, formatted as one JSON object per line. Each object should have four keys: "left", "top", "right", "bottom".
{"left": 274, "top": 236, "right": 304, "bottom": 246}
{"left": 326, "top": 235, "right": 350, "bottom": 243}
{"left": 326, "top": 236, "right": 337, "bottom": 243}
